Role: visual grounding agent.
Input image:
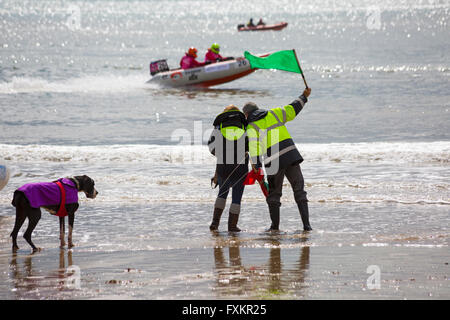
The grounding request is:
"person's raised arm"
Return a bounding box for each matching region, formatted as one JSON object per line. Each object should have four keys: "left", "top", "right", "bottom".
{"left": 290, "top": 87, "right": 311, "bottom": 115}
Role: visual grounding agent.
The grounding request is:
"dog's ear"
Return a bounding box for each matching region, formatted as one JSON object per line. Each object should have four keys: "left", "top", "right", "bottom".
{"left": 83, "top": 175, "right": 95, "bottom": 183}
{"left": 75, "top": 175, "right": 92, "bottom": 183}
{"left": 84, "top": 175, "right": 95, "bottom": 186}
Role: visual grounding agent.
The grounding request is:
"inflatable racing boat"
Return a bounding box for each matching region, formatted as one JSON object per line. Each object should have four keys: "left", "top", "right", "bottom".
{"left": 147, "top": 57, "right": 256, "bottom": 88}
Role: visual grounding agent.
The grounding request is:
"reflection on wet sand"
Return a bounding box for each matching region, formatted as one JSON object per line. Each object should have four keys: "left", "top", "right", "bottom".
{"left": 212, "top": 233, "right": 310, "bottom": 298}
{"left": 9, "top": 249, "right": 79, "bottom": 299}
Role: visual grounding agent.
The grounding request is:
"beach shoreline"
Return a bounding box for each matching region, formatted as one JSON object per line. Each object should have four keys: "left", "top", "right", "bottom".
{"left": 0, "top": 202, "right": 448, "bottom": 300}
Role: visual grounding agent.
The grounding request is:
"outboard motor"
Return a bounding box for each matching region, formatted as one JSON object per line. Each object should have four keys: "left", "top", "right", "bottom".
{"left": 149, "top": 59, "right": 169, "bottom": 76}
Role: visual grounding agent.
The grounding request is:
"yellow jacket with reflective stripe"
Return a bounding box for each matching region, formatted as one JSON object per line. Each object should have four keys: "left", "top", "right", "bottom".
{"left": 247, "top": 95, "right": 307, "bottom": 171}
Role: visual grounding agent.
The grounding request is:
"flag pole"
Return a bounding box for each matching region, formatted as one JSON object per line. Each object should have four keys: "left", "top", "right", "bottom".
{"left": 293, "top": 49, "right": 308, "bottom": 89}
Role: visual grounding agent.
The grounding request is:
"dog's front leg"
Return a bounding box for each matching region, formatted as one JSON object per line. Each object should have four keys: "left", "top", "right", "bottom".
{"left": 59, "top": 216, "right": 66, "bottom": 247}
{"left": 68, "top": 212, "right": 75, "bottom": 248}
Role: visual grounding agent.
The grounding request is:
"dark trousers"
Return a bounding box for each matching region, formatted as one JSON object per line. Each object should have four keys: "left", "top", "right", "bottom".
{"left": 266, "top": 163, "right": 308, "bottom": 208}
{"left": 217, "top": 174, "right": 246, "bottom": 205}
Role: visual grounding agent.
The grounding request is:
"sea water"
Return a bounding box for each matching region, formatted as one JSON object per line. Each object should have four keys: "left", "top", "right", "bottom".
{"left": 0, "top": 0, "right": 449, "bottom": 299}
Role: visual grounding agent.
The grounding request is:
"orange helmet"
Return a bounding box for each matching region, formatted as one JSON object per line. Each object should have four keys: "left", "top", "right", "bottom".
{"left": 187, "top": 47, "right": 198, "bottom": 58}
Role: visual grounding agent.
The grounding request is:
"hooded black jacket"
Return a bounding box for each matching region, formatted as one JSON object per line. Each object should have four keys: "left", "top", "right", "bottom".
{"left": 208, "top": 110, "right": 249, "bottom": 184}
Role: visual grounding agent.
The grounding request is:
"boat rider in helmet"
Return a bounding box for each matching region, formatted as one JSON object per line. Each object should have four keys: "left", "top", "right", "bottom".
{"left": 257, "top": 18, "right": 266, "bottom": 26}
{"left": 247, "top": 18, "right": 255, "bottom": 27}
{"left": 180, "top": 47, "right": 205, "bottom": 69}
{"left": 208, "top": 105, "right": 249, "bottom": 232}
{"left": 204, "top": 43, "right": 234, "bottom": 64}
{"left": 204, "top": 43, "right": 224, "bottom": 63}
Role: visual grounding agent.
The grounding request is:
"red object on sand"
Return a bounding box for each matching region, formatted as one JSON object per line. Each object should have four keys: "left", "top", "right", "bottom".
{"left": 244, "top": 168, "right": 269, "bottom": 197}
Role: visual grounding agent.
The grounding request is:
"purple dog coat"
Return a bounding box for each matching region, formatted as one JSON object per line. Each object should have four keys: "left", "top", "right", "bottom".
{"left": 17, "top": 178, "right": 78, "bottom": 210}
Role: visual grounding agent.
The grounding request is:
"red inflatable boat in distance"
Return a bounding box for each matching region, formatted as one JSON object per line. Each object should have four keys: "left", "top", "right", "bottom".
{"left": 237, "top": 22, "right": 288, "bottom": 32}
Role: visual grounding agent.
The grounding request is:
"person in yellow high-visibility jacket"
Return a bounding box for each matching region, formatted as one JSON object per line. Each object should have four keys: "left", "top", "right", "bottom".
{"left": 243, "top": 88, "right": 312, "bottom": 231}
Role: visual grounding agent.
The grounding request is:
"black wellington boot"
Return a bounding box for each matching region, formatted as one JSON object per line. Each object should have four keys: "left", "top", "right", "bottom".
{"left": 298, "top": 201, "right": 312, "bottom": 231}
{"left": 228, "top": 203, "right": 241, "bottom": 232}
{"left": 228, "top": 214, "right": 241, "bottom": 232}
{"left": 209, "top": 207, "right": 223, "bottom": 231}
{"left": 266, "top": 205, "right": 280, "bottom": 231}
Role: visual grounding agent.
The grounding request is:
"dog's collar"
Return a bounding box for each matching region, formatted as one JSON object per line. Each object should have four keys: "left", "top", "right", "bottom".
{"left": 69, "top": 176, "right": 80, "bottom": 191}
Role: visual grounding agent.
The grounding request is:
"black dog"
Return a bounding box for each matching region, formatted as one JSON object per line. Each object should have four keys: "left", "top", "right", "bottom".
{"left": 10, "top": 175, "right": 98, "bottom": 252}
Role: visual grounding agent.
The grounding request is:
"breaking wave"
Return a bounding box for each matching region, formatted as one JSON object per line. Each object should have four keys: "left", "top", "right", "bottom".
{"left": 1, "top": 141, "right": 449, "bottom": 164}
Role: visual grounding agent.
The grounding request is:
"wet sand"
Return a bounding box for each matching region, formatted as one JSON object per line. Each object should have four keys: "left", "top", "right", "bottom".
{"left": 0, "top": 202, "right": 448, "bottom": 300}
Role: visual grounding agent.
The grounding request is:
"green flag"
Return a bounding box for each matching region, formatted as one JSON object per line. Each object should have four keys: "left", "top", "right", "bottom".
{"left": 244, "top": 50, "right": 303, "bottom": 74}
